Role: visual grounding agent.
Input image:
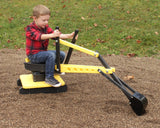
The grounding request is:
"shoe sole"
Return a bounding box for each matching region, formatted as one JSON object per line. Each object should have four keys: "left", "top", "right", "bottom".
{"left": 55, "top": 72, "right": 65, "bottom": 75}
{"left": 45, "top": 82, "right": 61, "bottom": 88}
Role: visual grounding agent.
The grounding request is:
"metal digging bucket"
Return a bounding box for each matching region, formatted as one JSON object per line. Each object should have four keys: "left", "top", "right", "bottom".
{"left": 98, "top": 68, "right": 148, "bottom": 116}
{"left": 130, "top": 92, "right": 148, "bottom": 116}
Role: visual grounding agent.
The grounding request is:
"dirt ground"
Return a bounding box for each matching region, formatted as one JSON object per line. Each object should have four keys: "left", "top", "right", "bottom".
{"left": 0, "top": 48, "right": 160, "bottom": 128}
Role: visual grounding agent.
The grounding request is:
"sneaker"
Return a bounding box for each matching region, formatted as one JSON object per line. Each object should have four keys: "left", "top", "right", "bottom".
{"left": 54, "top": 70, "right": 65, "bottom": 75}
{"left": 45, "top": 78, "right": 61, "bottom": 87}
{"left": 59, "top": 72, "right": 65, "bottom": 75}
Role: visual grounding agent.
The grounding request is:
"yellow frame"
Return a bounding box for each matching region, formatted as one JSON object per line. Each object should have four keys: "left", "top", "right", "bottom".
{"left": 20, "top": 38, "right": 115, "bottom": 89}
{"left": 56, "top": 64, "right": 115, "bottom": 74}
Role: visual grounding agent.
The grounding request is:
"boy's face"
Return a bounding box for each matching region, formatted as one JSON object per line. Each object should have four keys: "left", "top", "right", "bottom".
{"left": 34, "top": 15, "right": 50, "bottom": 29}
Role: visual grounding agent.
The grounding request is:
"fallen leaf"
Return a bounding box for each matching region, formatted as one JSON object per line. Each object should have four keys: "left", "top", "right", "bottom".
{"left": 127, "top": 53, "right": 136, "bottom": 57}
{"left": 7, "top": 39, "right": 11, "bottom": 43}
{"left": 124, "top": 75, "right": 134, "bottom": 80}
{"left": 98, "top": 4, "right": 102, "bottom": 9}
{"left": 94, "top": 23, "right": 98, "bottom": 27}
{"left": 108, "top": 54, "right": 115, "bottom": 56}
{"left": 96, "top": 38, "right": 105, "bottom": 43}
{"left": 155, "top": 32, "right": 159, "bottom": 35}
{"left": 96, "top": 38, "right": 100, "bottom": 42}
{"left": 92, "top": 43, "right": 97, "bottom": 47}
{"left": 108, "top": 27, "right": 112, "bottom": 30}
{"left": 87, "top": 26, "right": 92, "bottom": 30}
{"left": 103, "top": 24, "right": 107, "bottom": 28}
{"left": 29, "top": 16, "right": 33, "bottom": 19}
{"left": 8, "top": 17, "right": 14, "bottom": 23}
{"left": 14, "top": 45, "right": 18, "bottom": 49}
{"left": 81, "top": 16, "right": 85, "bottom": 20}
{"left": 136, "top": 40, "right": 142, "bottom": 44}
{"left": 126, "top": 35, "right": 133, "bottom": 40}
{"left": 62, "top": 5, "right": 66, "bottom": 8}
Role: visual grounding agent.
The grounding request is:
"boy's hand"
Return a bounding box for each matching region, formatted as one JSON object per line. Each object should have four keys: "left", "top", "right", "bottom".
{"left": 52, "top": 30, "right": 61, "bottom": 38}
{"left": 41, "top": 30, "right": 61, "bottom": 40}
{"left": 70, "top": 32, "right": 78, "bottom": 40}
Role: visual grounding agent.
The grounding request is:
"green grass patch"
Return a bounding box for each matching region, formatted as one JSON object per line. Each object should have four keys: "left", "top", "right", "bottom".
{"left": 0, "top": 0, "right": 160, "bottom": 58}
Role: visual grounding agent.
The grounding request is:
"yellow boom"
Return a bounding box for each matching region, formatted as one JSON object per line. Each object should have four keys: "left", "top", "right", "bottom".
{"left": 60, "top": 39, "right": 99, "bottom": 58}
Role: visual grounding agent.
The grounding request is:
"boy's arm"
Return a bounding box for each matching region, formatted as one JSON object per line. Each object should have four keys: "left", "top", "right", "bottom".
{"left": 41, "top": 31, "right": 78, "bottom": 40}
{"left": 60, "top": 32, "right": 75, "bottom": 40}
{"left": 41, "top": 30, "right": 60, "bottom": 40}
{"left": 41, "top": 33, "right": 55, "bottom": 40}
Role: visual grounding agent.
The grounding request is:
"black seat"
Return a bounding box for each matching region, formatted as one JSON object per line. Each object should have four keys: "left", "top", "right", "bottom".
{"left": 24, "top": 62, "right": 45, "bottom": 82}
{"left": 24, "top": 62, "right": 45, "bottom": 72}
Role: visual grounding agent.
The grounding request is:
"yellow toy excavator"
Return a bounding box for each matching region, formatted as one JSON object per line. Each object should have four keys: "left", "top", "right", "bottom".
{"left": 17, "top": 29, "right": 148, "bottom": 116}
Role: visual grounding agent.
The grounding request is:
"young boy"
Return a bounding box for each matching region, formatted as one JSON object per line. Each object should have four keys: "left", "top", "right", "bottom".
{"left": 26, "top": 5, "right": 77, "bottom": 87}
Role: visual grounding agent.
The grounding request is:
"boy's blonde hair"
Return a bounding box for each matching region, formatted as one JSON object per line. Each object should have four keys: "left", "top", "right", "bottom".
{"left": 33, "top": 5, "right": 51, "bottom": 18}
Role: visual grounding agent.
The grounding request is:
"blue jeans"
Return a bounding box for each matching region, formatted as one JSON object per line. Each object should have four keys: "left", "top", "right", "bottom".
{"left": 28, "top": 50, "right": 65, "bottom": 79}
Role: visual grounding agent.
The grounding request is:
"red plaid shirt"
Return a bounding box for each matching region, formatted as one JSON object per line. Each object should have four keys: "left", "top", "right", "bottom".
{"left": 26, "top": 22, "right": 54, "bottom": 56}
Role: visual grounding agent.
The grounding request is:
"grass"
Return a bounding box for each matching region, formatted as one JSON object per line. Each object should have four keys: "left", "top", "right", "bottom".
{"left": 0, "top": 0, "right": 160, "bottom": 58}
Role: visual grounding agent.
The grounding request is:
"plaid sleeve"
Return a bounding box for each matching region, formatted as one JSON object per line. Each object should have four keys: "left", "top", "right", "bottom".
{"left": 26, "top": 26, "right": 42, "bottom": 41}
{"left": 46, "top": 25, "right": 54, "bottom": 34}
